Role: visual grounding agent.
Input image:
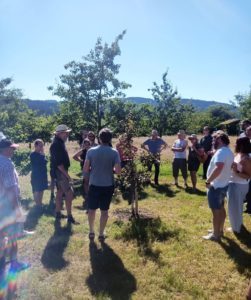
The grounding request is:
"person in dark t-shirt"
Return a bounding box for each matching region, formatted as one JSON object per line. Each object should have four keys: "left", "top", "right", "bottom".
{"left": 50, "top": 124, "right": 77, "bottom": 224}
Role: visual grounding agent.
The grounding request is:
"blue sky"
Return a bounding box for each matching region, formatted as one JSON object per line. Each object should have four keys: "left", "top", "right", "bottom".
{"left": 1, "top": 0, "right": 251, "bottom": 103}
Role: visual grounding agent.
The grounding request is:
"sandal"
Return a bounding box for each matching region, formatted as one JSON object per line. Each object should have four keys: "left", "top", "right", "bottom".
{"left": 98, "top": 235, "right": 106, "bottom": 242}
{"left": 88, "top": 232, "right": 95, "bottom": 241}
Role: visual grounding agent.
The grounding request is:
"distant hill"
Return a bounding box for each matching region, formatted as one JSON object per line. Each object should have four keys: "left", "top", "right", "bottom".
{"left": 24, "top": 97, "right": 236, "bottom": 115}
{"left": 125, "top": 97, "right": 235, "bottom": 111}
{"left": 23, "top": 99, "right": 59, "bottom": 115}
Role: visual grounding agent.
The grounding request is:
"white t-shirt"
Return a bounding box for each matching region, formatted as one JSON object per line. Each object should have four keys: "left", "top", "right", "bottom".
{"left": 173, "top": 139, "right": 187, "bottom": 159}
{"left": 207, "top": 146, "right": 234, "bottom": 188}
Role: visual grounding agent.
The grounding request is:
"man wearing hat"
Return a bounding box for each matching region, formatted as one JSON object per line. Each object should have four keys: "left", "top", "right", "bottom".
{"left": 171, "top": 130, "right": 188, "bottom": 188}
{"left": 50, "top": 125, "right": 77, "bottom": 224}
{"left": 0, "top": 136, "right": 29, "bottom": 272}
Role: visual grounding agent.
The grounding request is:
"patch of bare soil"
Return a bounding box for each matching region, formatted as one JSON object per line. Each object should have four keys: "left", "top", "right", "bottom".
{"left": 112, "top": 208, "right": 157, "bottom": 221}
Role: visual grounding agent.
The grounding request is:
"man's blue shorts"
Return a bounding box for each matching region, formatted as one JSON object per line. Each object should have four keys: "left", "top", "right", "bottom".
{"left": 88, "top": 185, "right": 114, "bottom": 211}
{"left": 207, "top": 185, "right": 228, "bottom": 210}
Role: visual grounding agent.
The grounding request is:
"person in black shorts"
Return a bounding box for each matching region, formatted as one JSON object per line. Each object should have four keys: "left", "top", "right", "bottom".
{"left": 83, "top": 128, "right": 121, "bottom": 241}
{"left": 187, "top": 134, "right": 201, "bottom": 192}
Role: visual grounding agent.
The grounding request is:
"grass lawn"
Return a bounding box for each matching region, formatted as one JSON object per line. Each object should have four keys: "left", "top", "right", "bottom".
{"left": 6, "top": 148, "right": 251, "bottom": 299}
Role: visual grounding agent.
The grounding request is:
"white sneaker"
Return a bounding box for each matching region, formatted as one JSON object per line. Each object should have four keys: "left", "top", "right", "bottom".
{"left": 207, "top": 229, "right": 224, "bottom": 237}
{"left": 202, "top": 233, "right": 220, "bottom": 241}
{"left": 23, "top": 230, "right": 35, "bottom": 236}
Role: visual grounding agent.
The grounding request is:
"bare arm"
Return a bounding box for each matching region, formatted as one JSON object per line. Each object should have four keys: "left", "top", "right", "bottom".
{"left": 72, "top": 149, "right": 83, "bottom": 163}
{"left": 141, "top": 143, "right": 149, "bottom": 152}
{"left": 57, "top": 165, "right": 71, "bottom": 180}
{"left": 172, "top": 142, "right": 187, "bottom": 152}
{"left": 83, "top": 159, "right": 90, "bottom": 174}
{"left": 159, "top": 142, "right": 167, "bottom": 153}
{"left": 114, "top": 163, "right": 121, "bottom": 175}
{"left": 233, "top": 159, "right": 251, "bottom": 180}
{"left": 206, "top": 162, "right": 224, "bottom": 184}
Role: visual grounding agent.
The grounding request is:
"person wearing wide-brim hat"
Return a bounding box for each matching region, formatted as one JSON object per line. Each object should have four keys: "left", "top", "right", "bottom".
{"left": 0, "top": 137, "right": 30, "bottom": 272}
{"left": 50, "top": 125, "right": 78, "bottom": 224}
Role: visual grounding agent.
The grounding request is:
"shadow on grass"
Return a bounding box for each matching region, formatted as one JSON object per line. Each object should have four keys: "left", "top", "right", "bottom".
{"left": 86, "top": 242, "right": 136, "bottom": 300}
{"left": 150, "top": 183, "right": 178, "bottom": 198}
{"left": 184, "top": 186, "right": 207, "bottom": 196}
{"left": 41, "top": 220, "right": 72, "bottom": 270}
{"left": 234, "top": 225, "right": 251, "bottom": 249}
{"left": 24, "top": 203, "right": 55, "bottom": 231}
{"left": 220, "top": 235, "right": 251, "bottom": 276}
{"left": 116, "top": 217, "right": 181, "bottom": 264}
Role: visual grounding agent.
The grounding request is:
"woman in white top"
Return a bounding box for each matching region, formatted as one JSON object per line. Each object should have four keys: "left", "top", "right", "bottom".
{"left": 227, "top": 137, "right": 251, "bottom": 233}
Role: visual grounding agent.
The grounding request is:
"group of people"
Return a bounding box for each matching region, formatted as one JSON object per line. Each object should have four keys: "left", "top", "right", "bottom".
{"left": 1, "top": 122, "right": 251, "bottom": 298}
{"left": 138, "top": 126, "right": 251, "bottom": 239}
{"left": 140, "top": 126, "right": 213, "bottom": 192}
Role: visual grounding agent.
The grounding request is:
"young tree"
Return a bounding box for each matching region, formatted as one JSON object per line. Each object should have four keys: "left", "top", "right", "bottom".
{"left": 149, "top": 71, "right": 185, "bottom": 135}
{"left": 117, "top": 113, "right": 152, "bottom": 217}
{"left": 49, "top": 31, "right": 131, "bottom": 132}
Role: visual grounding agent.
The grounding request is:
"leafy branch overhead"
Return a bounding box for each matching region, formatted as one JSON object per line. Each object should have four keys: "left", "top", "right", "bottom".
{"left": 49, "top": 30, "right": 131, "bottom": 132}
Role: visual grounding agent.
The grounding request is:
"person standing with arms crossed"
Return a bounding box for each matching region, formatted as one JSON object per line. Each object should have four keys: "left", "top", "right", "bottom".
{"left": 171, "top": 130, "right": 188, "bottom": 188}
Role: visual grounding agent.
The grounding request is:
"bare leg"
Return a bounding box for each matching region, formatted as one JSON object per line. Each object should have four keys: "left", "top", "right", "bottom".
{"left": 190, "top": 171, "right": 197, "bottom": 190}
{"left": 55, "top": 189, "right": 63, "bottom": 213}
{"left": 88, "top": 209, "right": 96, "bottom": 233}
{"left": 84, "top": 178, "right": 89, "bottom": 197}
{"left": 65, "top": 189, "right": 74, "bottom": 216}
{"left": 9, "top": 241, "right": 17, "bottom": 262}
{"left": 219, "top": 206, "right": 226, "bottom": 233}
{"left": 33, "top": 191, "right": 43, "bottom": 206}
{"left": 99, "top": 210, "right": 109, "bottom": 236}
{"left": 50, "top": 177, "right": 56, "bottom": 199}
{"left": 212, "top": 209, "right": 223, "bottom": 238}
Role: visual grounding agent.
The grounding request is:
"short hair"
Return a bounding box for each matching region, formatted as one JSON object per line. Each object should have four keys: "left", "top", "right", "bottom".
{"left": 212, "top": 130, "right": 230, "bottom": 145}
{"left": 235, "top": 137, "right": 251, "bottom": 154}
{"left": 241, "top": 119, "right": 251, "bottom": 125}
{"left": 99, "top": 128, "right": 112, "bottom": 144}
{"left": 88, "top": 131, "right": 95, "bottom": 137}
{"left": 203, "top": 126, "right": 210, "bottom": 131}
{"left": 34, "top": 139, "right": 44, "bottom": 146}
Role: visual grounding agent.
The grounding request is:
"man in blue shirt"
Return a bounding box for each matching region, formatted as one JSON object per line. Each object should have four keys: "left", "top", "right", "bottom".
{"left": 141, "top": 130, "right": 167, "bottom": 185}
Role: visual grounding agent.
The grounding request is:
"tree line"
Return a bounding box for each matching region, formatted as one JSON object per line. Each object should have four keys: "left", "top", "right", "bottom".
{"left": 1, "top": 31, "right": 250, "bottom": 143}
